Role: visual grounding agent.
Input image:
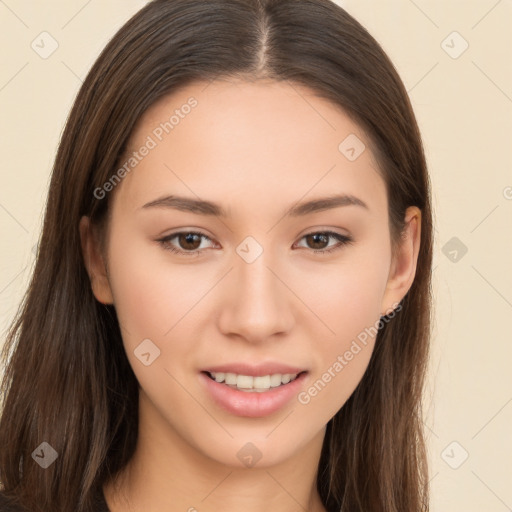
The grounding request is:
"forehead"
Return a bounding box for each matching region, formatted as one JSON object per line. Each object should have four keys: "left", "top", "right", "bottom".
{"left": 113, "top": 78, "right": 387, "bottom": 220}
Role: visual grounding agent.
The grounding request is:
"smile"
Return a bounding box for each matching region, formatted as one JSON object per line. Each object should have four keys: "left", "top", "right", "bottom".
{"left": 206, "top": 371, "right": 303, "bottom": 392}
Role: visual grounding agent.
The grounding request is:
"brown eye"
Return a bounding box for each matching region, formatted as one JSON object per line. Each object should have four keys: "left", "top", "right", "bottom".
{"left": 157, "top": 231, "right": 214, "bottom": 256}
{"left": 177, "top": 233, "right": 202, "bottom": 251}
{"left": 304, "top": 233, "right": 330, "bottom": 250}
{"left": 295, "top": 231, "right": 353, "bottom": 254}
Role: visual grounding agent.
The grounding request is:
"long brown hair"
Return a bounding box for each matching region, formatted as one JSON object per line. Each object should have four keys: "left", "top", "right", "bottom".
{"left": 0, "top": 1, "right": 433, "bottom": 510}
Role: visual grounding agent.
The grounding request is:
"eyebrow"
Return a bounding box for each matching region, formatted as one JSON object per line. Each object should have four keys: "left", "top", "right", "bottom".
{"left": 141, "top": 193, "right": 368, "bottom": 217}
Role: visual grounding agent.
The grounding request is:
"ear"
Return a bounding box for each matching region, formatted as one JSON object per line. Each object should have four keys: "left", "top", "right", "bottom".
{"left": 380, "top": 206, "right": 421, "bottom": 315}
{"left": 79, "top": 216, "right": 114, "bottom": 305}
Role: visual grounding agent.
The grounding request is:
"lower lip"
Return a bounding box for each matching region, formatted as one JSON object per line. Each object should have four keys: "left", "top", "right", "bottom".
{"left": 199, "top": 371, "right": 308, "bottom": 418}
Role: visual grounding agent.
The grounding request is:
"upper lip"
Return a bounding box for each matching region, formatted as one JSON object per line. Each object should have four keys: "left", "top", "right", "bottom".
{"left": 202, "top": 362, "right": 308, "bottom": 377}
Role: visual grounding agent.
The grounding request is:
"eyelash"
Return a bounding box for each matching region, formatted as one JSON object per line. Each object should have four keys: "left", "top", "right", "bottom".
{"left": 156, "top": 230, "right": 353, "bottom": 257}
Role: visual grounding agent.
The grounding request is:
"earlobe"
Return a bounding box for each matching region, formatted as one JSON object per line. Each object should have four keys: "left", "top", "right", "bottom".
{"left": 380, "top": 206, "right": 421, "bottom": 315}
{"left": 79, "top": 216, "right": 114, "bottom": 305}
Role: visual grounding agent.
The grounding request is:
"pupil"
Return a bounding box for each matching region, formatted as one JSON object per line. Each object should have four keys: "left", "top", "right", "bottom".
{"left": 181, "top": 233, "right": 200, "bottom": 250}
{"left": 308, "top": 233, "right": 327, "bottom": 249}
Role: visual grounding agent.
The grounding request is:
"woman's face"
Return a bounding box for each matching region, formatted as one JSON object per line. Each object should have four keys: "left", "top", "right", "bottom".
{"left": 82, "top": 78, "right": 419, "bottom": 468}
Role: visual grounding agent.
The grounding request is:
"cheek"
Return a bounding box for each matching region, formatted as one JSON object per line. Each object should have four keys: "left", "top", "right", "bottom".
{"left": 107, "top": 232, "right": 208, "bottom": 342}
{"left": 299, "top": 244, "right": 390, "bottom": 344}
{"left": 294, "top": 243, "right": 390, "bottom": 418}
{"left": 296, "top": 278, "right": 381, "bottom": 426}
{"left": 106, "top": 241, "right": 203, "bottom": 405}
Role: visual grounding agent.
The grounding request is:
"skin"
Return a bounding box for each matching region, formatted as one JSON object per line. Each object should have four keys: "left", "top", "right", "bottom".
{"left": 80, "top": 78, "right": 421, "bottom": 512}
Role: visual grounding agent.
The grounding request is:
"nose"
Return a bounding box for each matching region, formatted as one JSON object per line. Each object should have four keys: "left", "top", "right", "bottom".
{"left": 217, "top": 250, "right": 295, "bottom": 344}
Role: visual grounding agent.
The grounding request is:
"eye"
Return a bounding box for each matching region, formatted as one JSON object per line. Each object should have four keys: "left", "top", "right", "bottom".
{"left": 294, "top": 231, "right": 353, "bottom": 255}
{"left": 157, "top": 231, "right": 215, "bottom": 257}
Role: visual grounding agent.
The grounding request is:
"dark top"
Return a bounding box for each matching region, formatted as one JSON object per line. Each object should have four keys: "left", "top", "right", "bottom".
{"left": 0, "top": 487, "right": 110, "bottom": 511}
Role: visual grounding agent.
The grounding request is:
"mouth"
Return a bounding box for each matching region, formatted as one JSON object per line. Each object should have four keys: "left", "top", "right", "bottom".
{"left": 202, "top": 370, "right": 308, "bottom": 393}
{"left": 199, "top": 370, "right": 309, "bottom": 417}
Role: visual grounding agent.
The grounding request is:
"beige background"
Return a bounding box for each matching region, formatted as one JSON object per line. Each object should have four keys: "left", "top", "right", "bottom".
{"left": 1, "top": 1, "right": 511, "bottom": 510}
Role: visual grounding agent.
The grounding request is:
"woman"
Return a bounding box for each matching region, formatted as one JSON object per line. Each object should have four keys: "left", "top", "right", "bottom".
{"left": 0, "top": 0, "right": 433, "bottom": 510}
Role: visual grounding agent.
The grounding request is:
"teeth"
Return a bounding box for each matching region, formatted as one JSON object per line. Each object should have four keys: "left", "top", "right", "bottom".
{"left": 224, "top": 373, "right": 237, "bottom": 385}
{"left": 209, "top": 371, "right": 300, "bottom": 391}
{"left": 269, "top": 374, "right": 282, "bottom": 387}
{"left": 254, "top": 375, "right": 270, "bottom": 388}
